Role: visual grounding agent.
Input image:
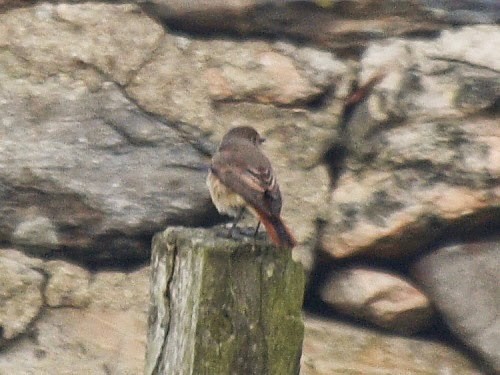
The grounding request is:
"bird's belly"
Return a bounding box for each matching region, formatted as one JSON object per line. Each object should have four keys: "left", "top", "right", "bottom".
{"left": 207, "top": 172, "right": 247, "bottom": 217}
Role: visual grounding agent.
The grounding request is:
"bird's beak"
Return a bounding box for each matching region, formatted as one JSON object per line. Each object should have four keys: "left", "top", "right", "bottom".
{"left": 259, "top": 137, "right": 266, "bottom": 144}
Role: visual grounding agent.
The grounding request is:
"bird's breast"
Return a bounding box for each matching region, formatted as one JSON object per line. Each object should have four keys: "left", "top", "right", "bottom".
{"left": 206, "top": 171, "right": 247, "bottom": 217}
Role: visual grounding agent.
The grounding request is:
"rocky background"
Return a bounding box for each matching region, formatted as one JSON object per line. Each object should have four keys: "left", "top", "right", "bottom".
{"left": 0, "top": 0, "right": 498, "bottom": 374}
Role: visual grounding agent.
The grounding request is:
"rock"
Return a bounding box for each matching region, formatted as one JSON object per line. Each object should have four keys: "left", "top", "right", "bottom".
{"left": 421, "top": 0, "right": 500, "bottom": 24}
{"left": 127, "top": 36, "right": 348, "bottom": 128}
{"left": 1, "top": 3, "right": 164, "bottom": 85}
{"left": 0, "top": 261, "right": 150, "bottom": 374}
{"left": 146, "top": 226, "right": 305, "bottom": 375}
{"left": 320, "top": 267, "right": 432, "bottom": 334}
{"left": 0, "top": 250, "right": 44, "bottom": 344}
{"left": 320, "top": 25, "right": 500, "bottom": 259}
{"left": 301, "top": 314, "right": 481, "bottom": 375}
{"left": 412, "top": 240, "right": 500, "bottom": 373}
{"left": 204, "top": 50, "right": 323, "bottom": 105}
{"left": 0, "top": 2, "right": 352, "bottom": 257}
{"left": 322, "top": 117, "right": 499, "bottom": 258}
{"left": 12, "top": 216, "right": 59, "bottom": 249}
{"left": 0, "top": 248, "right": 44, "bottom": 269}
{"left": 43, "top": 261, "right": 92, "bottom": 308}
{"left": 0, "top": 307, "right": 147, "bottom": 375}
{"left": 123, "top": 12, "right": 349, "bottom": 246}
{"left": 88, "top": 267, "right": 150, "bottom": 312}
{"left": 141, "top": 0, "right": 499, "bottom": 55}
{"left": 0, "top": 3, "right": 219, "bottom": 262}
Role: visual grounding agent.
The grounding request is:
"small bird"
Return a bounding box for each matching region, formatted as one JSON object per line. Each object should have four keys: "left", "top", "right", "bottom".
{"left": 207, "top": 126, "right": 296, "bottom": 248}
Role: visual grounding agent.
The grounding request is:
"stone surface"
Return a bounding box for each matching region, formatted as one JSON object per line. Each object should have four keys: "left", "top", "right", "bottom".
{"left": 126, "top": 33, "right": 346, "bottom": 244}
{"left": 413, "top": 240, "right": 500, "bottom": 373}
{"left": 301, "top": 314, "right": 481, "bottom": 375}
{"left": 320, "top": 267, "right": 432, "bottom": 334}
{"left": 88, "top": 268, "right": 151, "bottom": 311}
{"left": 0, "top": 3, "right": 219, "bottom": 263}
{"left": 0, "top": 2, "right": 351, "bottom": 258}
{"left": 0, "top": 307, "right": 147, "bottom": 375}
{"left": 43, "top": 260, "right": 92, "bottom": 308}
{"left": 146, "top": 226, "right": 305, "bottom": 375}
{"left": 0, "top": 256, "right": 150, "bottom": 375}
{"left": 0, "top": 245, "right": 488, "bottom": 375}
{"left": 0, "top": 250, "right": 44, "bottom": 344}
{"left": 320, "top": 26, "right": 500, "bottom": 259}
{"left": 0, "top": 1, "right": 498, "bottom": 374}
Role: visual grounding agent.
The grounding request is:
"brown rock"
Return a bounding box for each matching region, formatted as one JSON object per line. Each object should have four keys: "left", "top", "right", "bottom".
{"left": 89, "top": 267, "right": 150, "bottom": 312}
{"left": 0, "top": 307, "right": 147, "bottom": 375}
{"left": 301, "top": 314, "right": 481, "bottom": 375}
{"left": 204, "top": 50, "right": 323, "bottom": 105}
{"left": 0, "top": 250, "right": 44, "bottom": 343}
{"left": 44, "top": 260, "right": 91, "bottom": 308}
{"left": 0, "top": 263, "right": 150, "bottom": 374}
{"left": 320, "top": 267, "right": 432, "bottom": 334}
{"left": 141, "top": 0, "right": 499, "bottom": 55}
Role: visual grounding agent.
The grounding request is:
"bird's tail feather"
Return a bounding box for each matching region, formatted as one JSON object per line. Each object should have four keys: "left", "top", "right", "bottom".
{"left": 259, "top": 213, "right": 297, "bottom": 249}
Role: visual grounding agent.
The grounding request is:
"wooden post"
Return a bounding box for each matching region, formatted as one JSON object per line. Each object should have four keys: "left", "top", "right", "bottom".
{"left": 145, "top": 227, "right": 305, "bottom": 375}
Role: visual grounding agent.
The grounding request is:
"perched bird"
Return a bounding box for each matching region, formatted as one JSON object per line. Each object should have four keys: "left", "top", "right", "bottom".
{"left": 207, "top": 126, "right": 296, "bottom": 248}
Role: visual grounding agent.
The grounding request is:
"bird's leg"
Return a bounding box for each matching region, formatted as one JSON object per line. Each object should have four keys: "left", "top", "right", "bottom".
{"left": 251, "top": 220, "right": 261, "bottom": 249}
{"left": 228, "top": 207, "right": 245, "bottom": 238}
{"left": 253, "top": 221, "right": 261, "bottom": 238}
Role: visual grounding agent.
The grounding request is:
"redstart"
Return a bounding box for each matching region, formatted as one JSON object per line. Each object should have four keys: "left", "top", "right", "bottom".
{"left": 207, "top": 126, "right": 297, "bottom": 248}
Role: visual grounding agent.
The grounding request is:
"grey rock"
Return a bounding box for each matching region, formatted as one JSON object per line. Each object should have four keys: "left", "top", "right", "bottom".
{"left": 0, "top": 77, "right": 214, "bottom": 262}
{"left": 421, "top": 0, "right": 500, "bottom": 24}
{"left": 320, "top": 267, "right": 433, "bottom": 334}
{"left": 413, "top": 240, "right": 500, "bottom": 373}
{"left": 12, "top": 216, "right": 59, "bottom": 249}
{"left": 0, "top": 4, "right": 218, "bottom": 262}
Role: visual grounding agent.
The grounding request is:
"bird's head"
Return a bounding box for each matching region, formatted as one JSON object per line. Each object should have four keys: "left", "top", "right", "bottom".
{"left": 221, "top": 126, "right": 265, "bottom": 146}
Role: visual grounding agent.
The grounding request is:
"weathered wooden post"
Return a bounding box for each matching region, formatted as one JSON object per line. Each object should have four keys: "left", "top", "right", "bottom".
{"left": 145, "top": 226, "right": 305, "bottom": 375}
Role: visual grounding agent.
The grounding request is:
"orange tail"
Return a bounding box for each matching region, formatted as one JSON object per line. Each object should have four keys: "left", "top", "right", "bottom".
{"left": 259, "top": 214, "right": 297, "bottom": 249}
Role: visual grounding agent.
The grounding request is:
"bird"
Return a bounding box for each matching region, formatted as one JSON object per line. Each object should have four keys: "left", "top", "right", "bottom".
{"left": 207, "top": 126, "right": 296, "bottom": 248}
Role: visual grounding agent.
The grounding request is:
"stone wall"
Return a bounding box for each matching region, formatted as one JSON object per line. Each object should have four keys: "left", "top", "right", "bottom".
{"left": 0, "top": 1, "right": 498, "bottom": 374}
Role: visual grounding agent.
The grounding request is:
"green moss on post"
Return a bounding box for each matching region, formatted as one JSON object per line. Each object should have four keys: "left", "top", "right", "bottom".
{"left": 145, "top": 227, "right": 305, "bottom": 375}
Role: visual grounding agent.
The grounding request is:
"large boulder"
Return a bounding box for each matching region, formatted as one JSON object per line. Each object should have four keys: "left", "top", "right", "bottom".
{"left": 320, "top": 26, "right": 500, "bottom": 259}
{"left": 413, "top": 240, "right": 500, "bottom": 373}
{"left": 0, "top": 4, "right": 218, "bottom": 263}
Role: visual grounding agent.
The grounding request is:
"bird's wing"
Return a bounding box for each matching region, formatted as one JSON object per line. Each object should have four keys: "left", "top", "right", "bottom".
{"left": 211, "top": 143, "right": 282, "bottom": 217}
